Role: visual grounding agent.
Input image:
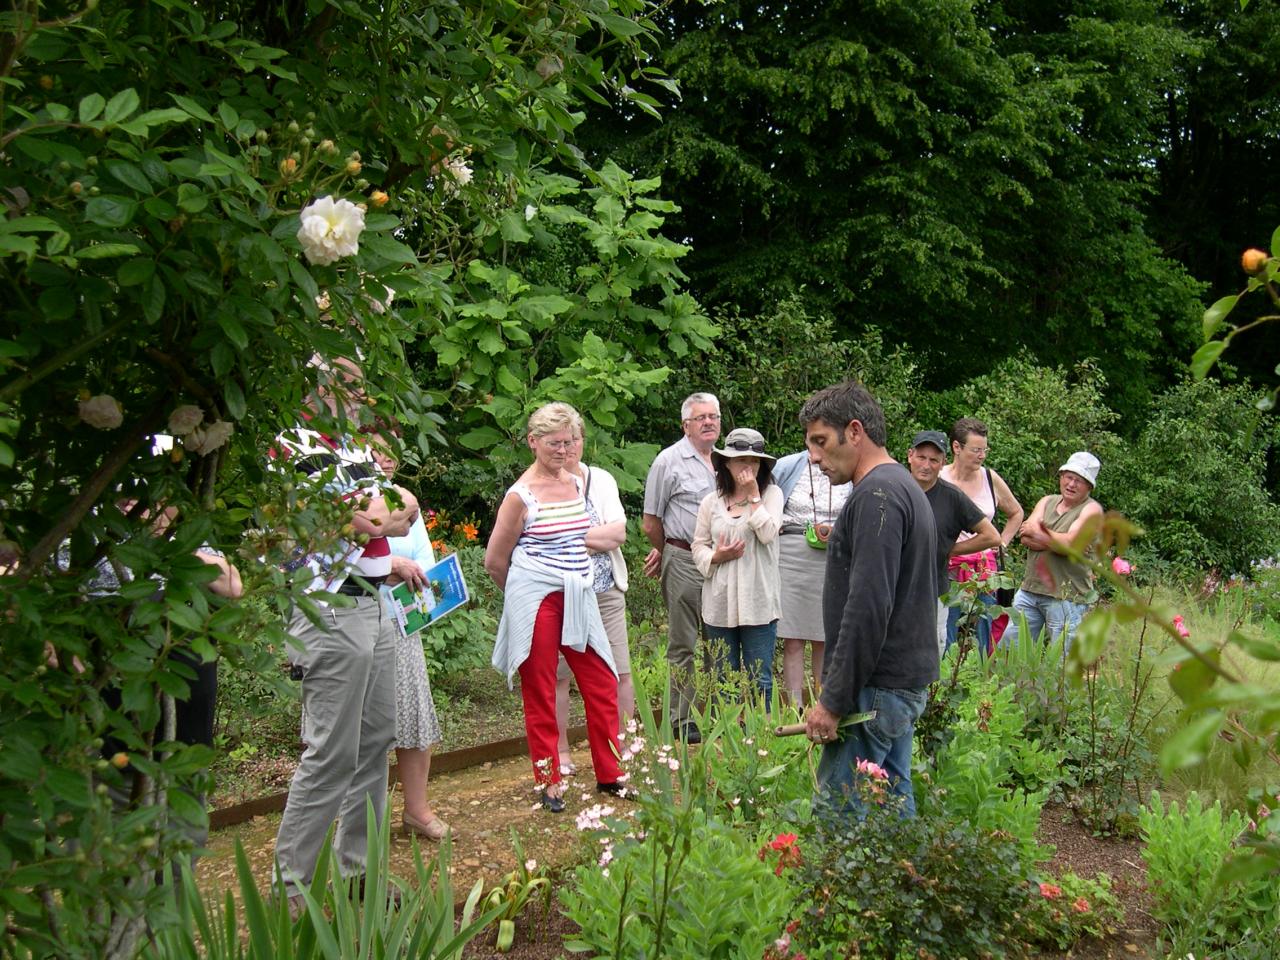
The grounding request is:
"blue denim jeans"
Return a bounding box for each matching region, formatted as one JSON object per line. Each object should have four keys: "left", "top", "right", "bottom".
{"left": 944, "top": 590, "right": 997, "bottom": 657}
{"left": 815, "top": 685, "right": 929, "bottom": 819}
{"left": 705, "top": 620, "right": 777, "bottom": 711}
{"left": 1003, "top": 589, "right": 1087, "bottom": 654}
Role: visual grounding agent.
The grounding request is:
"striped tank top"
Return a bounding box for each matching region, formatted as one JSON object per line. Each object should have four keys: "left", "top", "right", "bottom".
{"left": 511, "top": 482, "right": 592, "bottom": 580}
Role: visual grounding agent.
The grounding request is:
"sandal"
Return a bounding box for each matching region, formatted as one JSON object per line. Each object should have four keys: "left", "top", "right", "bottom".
{"left": 402, "top": 811, "right": 450, "bottom": 841}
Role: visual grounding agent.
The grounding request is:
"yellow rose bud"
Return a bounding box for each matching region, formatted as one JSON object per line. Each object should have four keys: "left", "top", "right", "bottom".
{"left": 70, "top": 181, "right": 83, "bottom": 194}
{"left": 39, "top": 75, "right": 54, "bottom": 90}
{"left": 370, "top": 190, "right": 389, "bottom": 207}
{"left": 280, "top": 156, "right": 298, "bottom": 176}
{"left": 1241, "top": 248, "right": 1269, "bottom": 275}
{"left": 110, "top": 752, "right": 129, "bottom": 769}
{"left": 346, "top": 159, "right": 362, "bottom": 175}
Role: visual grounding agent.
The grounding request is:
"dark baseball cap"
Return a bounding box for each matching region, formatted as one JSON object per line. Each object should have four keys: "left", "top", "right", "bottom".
{"left": 911, "top": 430, "right": 949, "bottom": 453}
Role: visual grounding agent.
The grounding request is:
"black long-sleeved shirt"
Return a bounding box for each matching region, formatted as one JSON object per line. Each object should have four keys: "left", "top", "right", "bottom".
{"left": 819, "top": 462, "right": 940, "bottom": 717}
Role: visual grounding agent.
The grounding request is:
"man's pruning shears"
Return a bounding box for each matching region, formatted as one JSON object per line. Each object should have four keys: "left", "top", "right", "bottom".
{"left": 773, "top": 710, "right": 876, "bottom": 739}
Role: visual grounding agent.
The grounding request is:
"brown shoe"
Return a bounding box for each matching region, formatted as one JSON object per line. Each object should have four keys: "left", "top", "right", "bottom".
{"left": 402, "top": 811, "right": 450, "bottom": 841}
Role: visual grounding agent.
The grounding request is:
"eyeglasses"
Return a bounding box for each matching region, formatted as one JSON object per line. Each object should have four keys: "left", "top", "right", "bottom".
{"left": 963, "top": 444, "right": 989, "bottom": 454}
{"left": 539, "top": 439, "right": 575, "bottom": 451}
{"left": 724, "top": 439, "right": 766, "bottom": 453}
{"left": 685, "top": 413, "right": 721, "bottom": 423}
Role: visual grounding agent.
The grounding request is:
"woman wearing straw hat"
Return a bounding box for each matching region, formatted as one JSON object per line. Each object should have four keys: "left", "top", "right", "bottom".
{"left": 691, "top": 427, "right": 784, "bottom": 709}
{"left": 1003, "top": 451, "right": 1104, "bottom": 653}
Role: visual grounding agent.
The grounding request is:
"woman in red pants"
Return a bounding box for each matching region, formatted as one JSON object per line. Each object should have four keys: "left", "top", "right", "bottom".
{"left": 484, "top": 402, "right": 623, "bottom": 812}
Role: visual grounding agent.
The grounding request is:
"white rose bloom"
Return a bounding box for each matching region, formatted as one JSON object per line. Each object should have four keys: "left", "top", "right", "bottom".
{"left": 524, "top": 204, "right": 538, "bottom": 221}
{"left": 185, "top": 419, "right": 234, "bottom": 456}
{"left": 167, "top": 404, "right": 203, "bottom": 436}
{"left": 443, "top": 157, "right": 473, "bottom": 188}
{"left": 296, "top": 196, "right": 366, "bottom": 266}
{"left": 78, "top": 394, "right": 123, "bottom": 430}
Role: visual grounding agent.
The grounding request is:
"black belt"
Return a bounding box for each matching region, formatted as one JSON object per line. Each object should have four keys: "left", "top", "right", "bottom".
{"left": 780, "top": 523, "right": 806, "bottom": 535}
{"left": 336, "top": 575, "right": 388, "bottom": 596}
{"left": 665, "top": 537, "right": 692, "bottom": 551}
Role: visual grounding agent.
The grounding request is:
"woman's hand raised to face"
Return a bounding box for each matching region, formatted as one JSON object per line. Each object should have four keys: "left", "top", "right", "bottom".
{"left": 732, "top": 461, "right": 760, "bottom": 496}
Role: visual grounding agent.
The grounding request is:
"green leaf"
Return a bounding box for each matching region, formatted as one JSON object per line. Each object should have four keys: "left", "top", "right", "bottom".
{"left": 103, "top": 88, "right": 140, "bottom": 124}
{"left": 499, "top": 209, "right": 533, "bottom": 243}
{"left": 117, "top": 259, "right": 155, "bottom": 286}
{"left": 1201, "top": 295, "right": 1238, "bottom": 342}
{"left": 105, "top": 160, "right": 152, "bottom": 194}
{"left": 1159, "top": 709, "right": 1225, "bottom": 773}
{"left": 589, "top": 11, "right": 649, "bottom": 37}
{"left": 0, "top": 215, "right": 63, "bottom": 234}
{"left": 211, "top": 341, "right": 234, "bottom": 378}
{"left": 142, "top": 274, "right": 165, "bottom": 323}
{"left": 224, "top": 380, "right": 246, "bottom": 421}
{"left": 458, "top": 426, "right": 506, "bottom": 450}
{"left": 217, "top": 313, "right": 248, "bottom": 350}
{"left": 1190, "top": 340, "right": 1226, "bottom": 380}
{"left": 176, "top": 183, "right": 207, "bottom": 213}
{"left": 360, "top": 232, "right": 418, "bottom": 265}
{"left": 78, "top": 93, "right": 105, "bottom": 123}
{"left": 288, "top": 259, "right": 319, "bottom": 301}
{"left": 217, "top": 101, "right": 239, "bottom": 131}
{"left": 38, "top": 286, "right": 75, "bottom": 320}
{"left": 1228, "top": 630, "right": 1280, "bottom": 663}
{"left": 1069, "top": 608, "right": 1113, "bottom": 670}
{"left": 134, "top": 107, "right": 192, "bottom": 128}
{"left": 1168, "top": 648, "right": 1219, "bottom": 704}
{"left": 83, "top": 195, "right": 138, "bottom": 228}
{"left": 72, "top": 242, "right": 140, "bottom": 259}
{"left": 169, "top": 93, "right": 216, "bottom": 123}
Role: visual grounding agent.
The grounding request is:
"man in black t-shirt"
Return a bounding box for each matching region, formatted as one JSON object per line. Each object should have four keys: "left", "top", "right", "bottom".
{"left": 907, "top": 431, "right": 1001, "bottom": 655}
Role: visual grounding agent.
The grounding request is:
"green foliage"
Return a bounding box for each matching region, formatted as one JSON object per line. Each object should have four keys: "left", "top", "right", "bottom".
{"left": 581, "top": 0, "right": 1204, "bottom": 418}
{"left": 1139, "top": 791, "right": 1280, "bottom": 954}
{"left": 790, "top": 800, "right": 1040, "bottom": 960}
{"left": 0, "top": 0, "right": 690, "bottom": 953}
{"left": 917, "top": 674, "right": 1059, "bottom": 864}
{"left": 1024, "top": 871, "right": 1123, "bottom": 951}
{"left": 561, "top": 810, "right": 793, "bottom": 960}
{"left": 1106, "top": 379, "right": 1280, "bottom": 576}
{"left": 696, "top": 296, "right": 920, "bottom": 453}
{"left": 146, "top": 808, "right": 500, "bottom": 959}
{"left": 954, "top": 355, "right": 1120, "bottom": 505}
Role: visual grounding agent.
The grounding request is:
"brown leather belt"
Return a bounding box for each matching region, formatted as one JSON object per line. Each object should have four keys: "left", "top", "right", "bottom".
{"left": 665, "top": 537, "right": 692, "bottom": 551}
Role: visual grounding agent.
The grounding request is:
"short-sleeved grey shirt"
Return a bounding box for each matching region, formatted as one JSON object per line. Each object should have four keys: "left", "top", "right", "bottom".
{"left": 642, "top": 436, "right": 716, "bottom": 543}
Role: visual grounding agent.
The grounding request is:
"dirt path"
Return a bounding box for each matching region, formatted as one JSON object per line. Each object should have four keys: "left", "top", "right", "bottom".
{"left": 197, "top": 743, "right": 597, "bottom": 905}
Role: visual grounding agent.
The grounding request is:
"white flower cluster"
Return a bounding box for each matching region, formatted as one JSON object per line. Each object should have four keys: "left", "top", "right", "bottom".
{"left": 296, "top": 196, "right": 366, "bottom": 266}
{"left": 574, "top": 803, "right": 616, "bottom": 832}
{"left": 165, "top": 403, "right": 233, "bottom": 456}
{"left": 78, "top": 394, "right": 122, "bottom": 430}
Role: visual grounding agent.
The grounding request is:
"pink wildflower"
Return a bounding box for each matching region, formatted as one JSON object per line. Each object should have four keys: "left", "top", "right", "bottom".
{"left": 856, "top": 759, "right": 889, "bottom": 781}
{"left": 1111, "top": 556, "right": 1133, "bottom": 576}
{"left": 1172, "top": 614, "right": 1191, "bottom": 639}
{"left": 1072, "top": 897, "right": 1090, "bottom": 913}
{"left": 1039, "top": 882, "right": 1062, "bottom": 900}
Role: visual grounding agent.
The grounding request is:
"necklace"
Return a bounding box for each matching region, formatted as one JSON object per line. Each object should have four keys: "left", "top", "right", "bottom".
{"left": 730, "top": 497, "right": 749, "bottom": 508}
{"left": 807, "top": 461, "right": 833, "bottom": 542}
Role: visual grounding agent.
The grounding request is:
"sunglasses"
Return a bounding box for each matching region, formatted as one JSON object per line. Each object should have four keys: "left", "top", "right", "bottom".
{"left": 724, "top": 439, "right": 766, "bottom": 453}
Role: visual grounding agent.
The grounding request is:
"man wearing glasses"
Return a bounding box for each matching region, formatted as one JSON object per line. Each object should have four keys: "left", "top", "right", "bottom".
{"left": 642, "top": 392, "right": 721, "bottom": 743}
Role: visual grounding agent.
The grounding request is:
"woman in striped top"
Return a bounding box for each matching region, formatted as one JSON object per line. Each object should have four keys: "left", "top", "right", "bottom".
{"left": 485, "top": 403, "right": 624, "bottom": 812}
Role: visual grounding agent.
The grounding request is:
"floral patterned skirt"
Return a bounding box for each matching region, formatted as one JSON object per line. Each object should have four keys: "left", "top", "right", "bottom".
{"left": 395, "top": 626, "right": 442, "bottom": 751}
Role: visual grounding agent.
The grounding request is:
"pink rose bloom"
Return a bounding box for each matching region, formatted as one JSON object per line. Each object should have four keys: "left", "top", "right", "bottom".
{"left": 1039, "top": 882, "right": 1062, "bottom": 900}
{"left": 1111, "top": 556, "right": 1133, "bottom": 576}
{"left": 1072, "top": 897, "right": 1090, "bottom": 913}
{"left": 856, "top": 759, "right": 889, "bottom": 781}
{"left": 1172, "top": 614, "right": 1191, "bottom": 639}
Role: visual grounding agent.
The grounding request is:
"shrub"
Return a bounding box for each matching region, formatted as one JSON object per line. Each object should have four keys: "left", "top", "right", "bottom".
{"left": 1139, "top": 791, "right": 1280, "bottom": 953}
{"left": 789, "top": 800, "right": 1040, "bottom": 959}
{"left": 955, "top": 355, "right": 1121, "bottom": 506}
{"left": 1024, "top": 870, "right": 1123, "bottom": 950}
{"left": 1106, "top": 379, "right": 1280, "bottom": 576}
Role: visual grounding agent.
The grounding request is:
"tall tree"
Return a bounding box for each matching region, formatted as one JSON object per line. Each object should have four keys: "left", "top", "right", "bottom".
{"left": 582, "top": 0, "right": 1203, "bottom": 418}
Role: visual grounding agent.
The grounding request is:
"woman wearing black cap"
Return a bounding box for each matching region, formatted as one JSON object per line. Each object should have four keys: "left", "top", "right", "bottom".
{"left": 691, "top": 427, "right": 784, "bottom": 710}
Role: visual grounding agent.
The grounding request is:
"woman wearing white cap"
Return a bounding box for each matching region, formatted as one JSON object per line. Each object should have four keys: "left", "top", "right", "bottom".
{"left": 691, "top": 427, "right": 785, "bottom": 709}
{"left": 1004, "top": 451, "right": 1103, "bottom": 652}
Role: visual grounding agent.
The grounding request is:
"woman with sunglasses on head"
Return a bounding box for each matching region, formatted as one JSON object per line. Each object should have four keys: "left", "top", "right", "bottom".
{"left": 485, "top": 402, "right": 623, "bottom": 812}
{"left": 771, "top": 450, "right": 852, "bottom": 706}
{"left": 939, "top": 417, "right": 1024, "bottom": 655}
{"left": 691, "top": 428, "right": 785, "bottom": 710}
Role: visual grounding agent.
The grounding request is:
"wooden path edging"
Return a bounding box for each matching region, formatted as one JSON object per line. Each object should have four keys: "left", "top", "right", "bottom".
{"left": 208, "top": 724, "right": 589, "bottom": 831}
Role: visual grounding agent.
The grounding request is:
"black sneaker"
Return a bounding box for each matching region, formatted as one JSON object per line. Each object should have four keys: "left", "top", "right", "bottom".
{"left": 539, "top": 789, "right": 565, "bottom": 813}
{"left": 597, "top": 781, "right": 630, "bottom": 799}
{"left": 674, "top": 720, "right": 702, "bottom": 745}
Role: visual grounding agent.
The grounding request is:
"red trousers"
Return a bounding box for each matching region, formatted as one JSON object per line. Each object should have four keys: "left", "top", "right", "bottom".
{"left": 518, "top": 592, "right": 620, "bottom": 785}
